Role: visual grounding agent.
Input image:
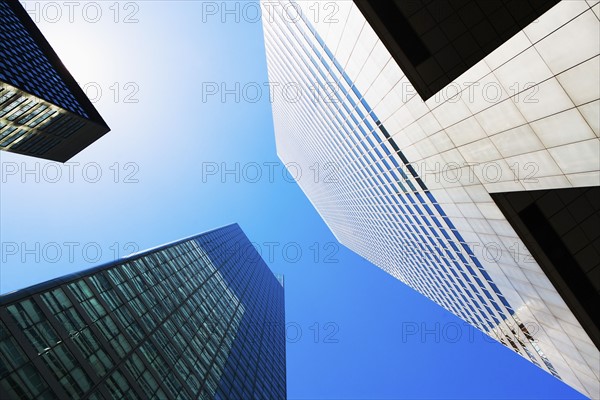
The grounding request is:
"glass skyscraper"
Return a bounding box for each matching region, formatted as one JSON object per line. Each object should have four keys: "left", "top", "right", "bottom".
{"left": 0, "top": 1, "right": 110, "bottom": 161}
{"left": 262, "top": 0, "right": 599, "bottom": 397}
{"left": 0, "top": 224, "right": 286, "bottom": 399}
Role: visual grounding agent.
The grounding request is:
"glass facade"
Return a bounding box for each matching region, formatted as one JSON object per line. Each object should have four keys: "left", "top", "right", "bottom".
{"left": 0, "top": 224, "right": 286, "bottom": 399}
{"left": 0, "top": 1, "right": 110, "bottom": 161}
{"left": 0, "top": 1, "right": 86, "bottom": 117}
{"left": 262, "top": 0, "right": 599, "bottom": 397}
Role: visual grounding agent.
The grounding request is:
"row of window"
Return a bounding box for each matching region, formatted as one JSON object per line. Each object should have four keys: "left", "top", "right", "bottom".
{"left": 0, "top": 84, "right": 82, "bottom": 155}
{"left": 0, "top": 2, "right": 87, "bottom": 117}
{"left": 265, "top": 1, "right": 550, "bottom": 372}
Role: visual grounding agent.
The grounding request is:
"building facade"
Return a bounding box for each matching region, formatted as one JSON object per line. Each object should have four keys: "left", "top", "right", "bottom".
{"left": 0, "top": 224, "right": 286, "bottom": 399}
{"left": 0, "top": 1, "right": 110, "bottom": 161}
{"left": 262, "top": 0, "right": 599, "bottom": 396}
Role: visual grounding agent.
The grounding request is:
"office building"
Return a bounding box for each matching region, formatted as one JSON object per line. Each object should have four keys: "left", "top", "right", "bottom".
{"left": 262, "top": 0, "right": 599, "bottom": 396}
{"left": 0, "top": 224, "right": 286, "bottom": 399}
{"left": 0, "top": 1, "right": 110, "bottom": 161}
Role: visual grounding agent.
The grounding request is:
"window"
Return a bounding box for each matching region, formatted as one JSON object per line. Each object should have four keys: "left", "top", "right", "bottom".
{"left": 7, "top": 300, "right": 60, "bottom": 353}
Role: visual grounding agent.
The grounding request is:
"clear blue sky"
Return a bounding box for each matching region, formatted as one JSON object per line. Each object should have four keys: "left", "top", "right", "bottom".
{"left": 0, "top": 2, "right": 586, "bottom": 399}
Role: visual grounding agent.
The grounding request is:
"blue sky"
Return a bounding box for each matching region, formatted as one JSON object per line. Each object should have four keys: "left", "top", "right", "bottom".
{"left": 0, "top": 1, "right": 586, "bottom": 399}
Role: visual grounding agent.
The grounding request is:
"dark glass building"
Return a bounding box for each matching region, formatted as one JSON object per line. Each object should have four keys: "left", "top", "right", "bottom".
{"left": 353, "top": 0, "right": 562, "bottom": 100}
{"left": 0, "top": 1, "right": 110, "bottom": 161}
{"left": 0, "top": 224, "right": 286, "bottom": 399}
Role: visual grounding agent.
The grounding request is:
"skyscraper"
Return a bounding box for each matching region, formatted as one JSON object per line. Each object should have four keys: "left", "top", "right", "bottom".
{"left": 0, "top": 1, "right": 110, "bottom": 161}
{"left": 0, "top": 224, "right": 286, "bottom": 399}
{"left": 262, "top": 0, "right": 599, "bottom": 397}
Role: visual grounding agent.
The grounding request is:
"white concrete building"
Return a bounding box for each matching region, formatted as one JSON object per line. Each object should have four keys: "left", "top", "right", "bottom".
{"left": 262, "top": 0, "right": 600, "bottom": 396}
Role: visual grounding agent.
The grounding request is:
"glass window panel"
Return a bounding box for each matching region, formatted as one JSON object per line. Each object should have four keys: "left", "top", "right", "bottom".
{"left": 1, "top": 370, "right": 33, "bottom": 399}
{"left": 68, "top": 280, "right": 93, "bottom": 302}
{"left": 24, "top": 321, "right": 60, "bottom": 353}
{"left": 56, "top": 307, "right": 86, "bottom": 333}
{"left": 141, "top": 370, "right": 159, "bottom": 393}
{"left": 17, "top": 363, "right": 48, "bottom": 396}
{"left": 0, "top": 329, "right": 27, "bottom": 372}
{"left": 90, "top": 274, "right": 112, "bottom": 293}
{"left": 7, "top": 300, "right": 43, "bottom": 328}
{"left": 41, "top": 289, "right": 72, "bottom": 314}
